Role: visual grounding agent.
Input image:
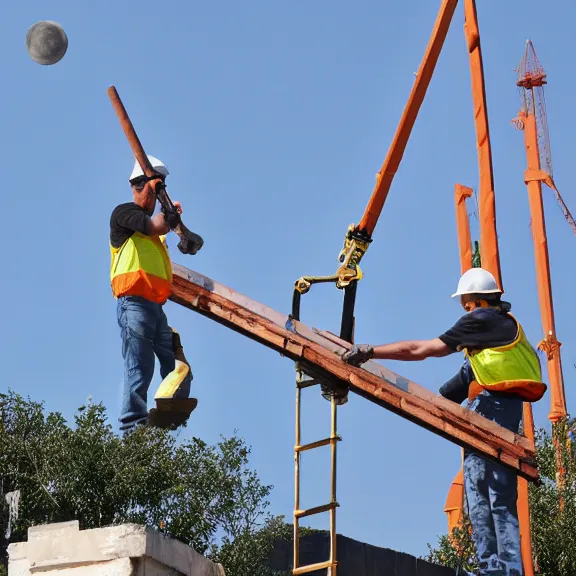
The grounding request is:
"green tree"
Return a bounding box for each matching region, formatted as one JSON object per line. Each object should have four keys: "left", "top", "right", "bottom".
{"left": 471, "top": 240, "right": 481, "bottom": 268}
{"left": 425, "top": 418, "right": 576, "bottom": 575}
{"left": 0, "top": 390, "right": 290, "bottom": 576}
{"left": 426, "top": 514, "right": 478, "bottom": 574}
{"left": 210, "top": 516, "right": 293, "bottom": 576}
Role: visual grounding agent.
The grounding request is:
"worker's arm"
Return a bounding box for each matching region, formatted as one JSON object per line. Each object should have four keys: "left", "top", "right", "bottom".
{"left": 111, "top": 203, "right": 157, "bottom": 236}
{"left": 341, "top": 338, "right": 453, "bottom": 366}
{"left": 111, "top": 203, "right": 173, "bottom": 237}
{"left": 148, "top": 213, "right": 170, "bottom": 236}
{"left": 149, "top": 200, "right": 183, "bottom": 236}
{"left": 372, "top": 338, "right": 453, "bottom": 361}
{"left": 341, "top": 310, "right": 486, "bottom": 366}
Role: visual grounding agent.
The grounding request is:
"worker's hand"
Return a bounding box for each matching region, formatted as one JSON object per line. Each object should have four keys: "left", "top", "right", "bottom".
{"left": 173, "top": 201, "right": 183, "bottom": 214}
{"left": 149, "top": 177, "right": 165, "bottom": 194}
{"left": 341, "top": 344, "right": 374, "bottom": 366}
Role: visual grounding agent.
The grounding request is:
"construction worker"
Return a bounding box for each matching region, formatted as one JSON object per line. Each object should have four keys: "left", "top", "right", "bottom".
{"left": 342, "top": 268, "right": 546, "bottom": 576}
{"left": 110, "top": 155, "right": 197, "bottom": 431}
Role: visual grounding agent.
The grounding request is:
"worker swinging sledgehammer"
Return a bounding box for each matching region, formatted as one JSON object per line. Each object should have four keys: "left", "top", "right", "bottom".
{"left": 342, "top": 268, "right": 546, "bottom": 576}
{"left": 110, "top": 155, "right": 202, "bottom": 431}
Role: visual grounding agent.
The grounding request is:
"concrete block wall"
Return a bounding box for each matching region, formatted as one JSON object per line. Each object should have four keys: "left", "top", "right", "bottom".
{"left": 8, "top": 521, "right": 225, "bottom": 576}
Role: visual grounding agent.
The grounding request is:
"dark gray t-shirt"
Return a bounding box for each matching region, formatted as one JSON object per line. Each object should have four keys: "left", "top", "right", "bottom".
{"left": 110, "top": 202, "right": 151, "bottom": 249}
{"left": 437, "top": 306, "right": 518, "bottom": 403}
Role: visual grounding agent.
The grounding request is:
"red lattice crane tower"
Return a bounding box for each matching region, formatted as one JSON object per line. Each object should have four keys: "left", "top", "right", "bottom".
{"left": 513, "top": 39, "right": 569, "bottom": 425}
{"left": 513, "top": 41, "right": 576, "bottom": 235}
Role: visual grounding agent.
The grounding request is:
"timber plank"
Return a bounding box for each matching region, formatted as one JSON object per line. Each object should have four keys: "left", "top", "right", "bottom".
{"left": 170, "top": 263, "right": 538, "bottom": 482}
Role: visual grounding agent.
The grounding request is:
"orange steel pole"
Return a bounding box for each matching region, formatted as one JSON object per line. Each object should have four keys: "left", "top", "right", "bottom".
{"left": 463, "top": 5, "right": 534, "bottom": 573}
{"left": 447, "top": 184, "right": 534, "bottom": 576}
{"left": 463, "top": 0, "right": 502, "bottom": 289}
{"left": 518, "top": 402, "right": 536, "bottom": 575}
{"left": 447, "top": 183, "right": 534, "bottom": 576}
{"left": 521, "top": 111, "right": 567, "bottom": 423}
{"left": 455, "top": 184, "right": 474, "bottom": 274}
{"left": 521, "top": 108, "right": 567, "bottom": 516}
{"left": 356, "top": 0, "right": 458, "bottom": 237}
{"left": 444, "top": 184, "right": 473, "bottom": 537}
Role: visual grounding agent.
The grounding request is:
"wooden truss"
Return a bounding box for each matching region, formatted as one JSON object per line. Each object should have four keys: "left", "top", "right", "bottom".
{"left": 170, "top": 263, "right": 538, "bottom": 482}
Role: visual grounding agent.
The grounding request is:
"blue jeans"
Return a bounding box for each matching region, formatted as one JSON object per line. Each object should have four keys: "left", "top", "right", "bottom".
{"left": 464, "top": 391, "right": 524, "bottom": 576}
{"left": 117, "top": 296, "right": 190, "bottom": 430}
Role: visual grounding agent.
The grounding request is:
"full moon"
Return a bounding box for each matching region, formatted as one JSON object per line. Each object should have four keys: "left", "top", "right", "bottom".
{"left": 26, "top": 21, "right": 68, "bottom": 66}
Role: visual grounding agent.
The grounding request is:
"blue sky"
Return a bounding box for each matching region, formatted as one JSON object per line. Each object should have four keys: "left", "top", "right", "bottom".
{"left": 3, "top": 0, "right": 575, "bottom": 559}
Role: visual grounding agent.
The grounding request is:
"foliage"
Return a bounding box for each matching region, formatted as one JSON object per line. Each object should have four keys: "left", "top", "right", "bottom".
{"left": 426, "top": 513, "right": 478, "bottom": 574}
{"left": 0, "top": 390, "right": 289, "bottom": 576}
{"left": 471, "top": 240, "right": 482, "bottom": 268}
{"left": 425, "top": 417, "right": 576, "bottom": 575}
{"left": 207, "top": 518, "right": 319, "bottom": 576}
{"left": 529, "top": 418, "right": 576, "bottom": 575}
{"left": 209, "top": 516, "right": 292, "bottom": 576}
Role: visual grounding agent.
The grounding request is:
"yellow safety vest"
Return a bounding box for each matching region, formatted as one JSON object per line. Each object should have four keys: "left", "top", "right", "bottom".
{"left": 110, "top": 232, "right": 172, "bottom": 304}
{"left": 464, "top": 313, "right": 547, "bottom": 402}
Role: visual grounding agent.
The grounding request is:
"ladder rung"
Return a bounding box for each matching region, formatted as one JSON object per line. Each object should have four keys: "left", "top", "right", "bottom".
{"left": 294, "top": 502, "right": 338, "bottom": 519}
{"left": 296, "top": 374, "right": 320, "bottom": 389}
{"left": 293, "top": 560, "right": 337, "bottom": 575}
{"left": 295, "top": 436, "right": 341, "bottom": 453}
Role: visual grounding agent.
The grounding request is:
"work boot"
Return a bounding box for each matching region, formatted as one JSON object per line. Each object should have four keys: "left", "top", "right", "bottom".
{"left": 156, "top": 397, "right": 198, "bottom": 413}
{"left": 151, "top": 329, "right": 197, "bottom": 430}
{"left": 148, "top": 406, "right": 194, "bottom": 430}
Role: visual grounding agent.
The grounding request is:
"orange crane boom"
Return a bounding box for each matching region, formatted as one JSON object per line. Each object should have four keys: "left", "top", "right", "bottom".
{"left": 356, "top": 0, "right": 458, "bottom": 238}
{"left": 294, "top": 0, "right": 461, "bottom": 359}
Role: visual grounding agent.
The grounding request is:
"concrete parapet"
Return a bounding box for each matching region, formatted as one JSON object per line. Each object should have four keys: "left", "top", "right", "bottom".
{"left": 8, "top": 521, "right": 225, "bottom": 576}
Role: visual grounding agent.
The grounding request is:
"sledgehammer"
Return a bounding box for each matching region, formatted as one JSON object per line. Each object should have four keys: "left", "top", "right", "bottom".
{"left": 107, "top": 85, "right": 204, "bottom": 256}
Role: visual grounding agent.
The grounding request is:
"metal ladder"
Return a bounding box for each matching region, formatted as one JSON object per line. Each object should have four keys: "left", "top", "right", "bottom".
{"left": 293, "top": 364, "right": 341, "bottom": 575}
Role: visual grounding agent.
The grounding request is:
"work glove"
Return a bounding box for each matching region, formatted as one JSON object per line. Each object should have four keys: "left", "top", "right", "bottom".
{"left": 341, "top": 344, "right": 374, "bottom": 366}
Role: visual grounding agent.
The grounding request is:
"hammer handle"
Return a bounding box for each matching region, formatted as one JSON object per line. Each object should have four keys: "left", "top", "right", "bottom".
{"left": 107, "top": 86, "right": 155, "bottom": 178}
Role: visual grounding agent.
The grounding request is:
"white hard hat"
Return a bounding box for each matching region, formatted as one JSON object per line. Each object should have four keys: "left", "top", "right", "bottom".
{"left": 451, "top": 268, "right": 501, "bottom": 298}
{"left": 129, "top": 155, "right": 169, "bottom": 182}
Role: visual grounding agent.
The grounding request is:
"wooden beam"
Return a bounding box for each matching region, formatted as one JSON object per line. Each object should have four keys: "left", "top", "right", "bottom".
{"left": 169, "top": 263, "right": 538, "bottom": 482}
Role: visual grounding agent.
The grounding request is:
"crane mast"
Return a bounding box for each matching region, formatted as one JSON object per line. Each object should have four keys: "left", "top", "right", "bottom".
{"left": 514, "top": 40, "right": 568, "bottom": 424}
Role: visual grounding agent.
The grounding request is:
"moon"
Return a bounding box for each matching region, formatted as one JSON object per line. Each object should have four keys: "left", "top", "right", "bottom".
{"left": 26, "top": 21, "right": 68, "bottom": 66}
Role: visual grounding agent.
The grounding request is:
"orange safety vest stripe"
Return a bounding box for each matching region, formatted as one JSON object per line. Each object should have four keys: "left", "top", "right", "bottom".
{"left": 112, "top": 270, "right": 173, "bottom": 303}
{"left": 467, "top": 379, "right": 547, "bottom": 403}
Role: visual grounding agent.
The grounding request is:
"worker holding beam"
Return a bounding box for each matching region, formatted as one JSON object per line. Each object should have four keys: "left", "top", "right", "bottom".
{"left": 343, "top": 268, "right": 546, "bottom": 576}
{"left": 110, "top": 155, "right": 197, "bottom": 431}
